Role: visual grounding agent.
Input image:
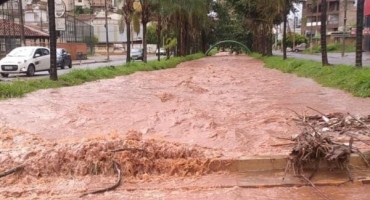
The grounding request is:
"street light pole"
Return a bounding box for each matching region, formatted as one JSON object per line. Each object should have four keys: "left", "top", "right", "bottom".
{"left": 104, "top": 0, "right": 109, "bottom": 61}
{"left": 341, "top": 0, "right": 347, "bottom": 57}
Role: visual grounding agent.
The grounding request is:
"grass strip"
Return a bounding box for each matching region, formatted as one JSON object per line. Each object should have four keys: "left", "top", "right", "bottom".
{"left": 250, "top": 53, "right": 370, "bottom": 98}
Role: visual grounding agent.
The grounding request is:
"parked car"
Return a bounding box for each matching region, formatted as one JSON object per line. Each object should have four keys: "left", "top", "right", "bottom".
{"left": 0, "top": 46, "right": 50, "bottom": 77}
{"left": 57, "top": 48, "right": 72, "bottom": 69}
{"left": 292, "top": 43, "right": 308, "bottom": 52}
{"left": 130, "top": 48, "right": 143, "bottom": 60}
{"left": 156, "top": 48, "right": 166, "bottom": 56}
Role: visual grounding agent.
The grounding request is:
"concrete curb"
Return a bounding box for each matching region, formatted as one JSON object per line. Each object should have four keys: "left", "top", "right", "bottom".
{"left": 72, "top": 60, "right": 109, "bottom": 65}
{"left": 221, "top": 154, "right": 370, "bottom": 187}
{"left": 226, "top": 154, "right": 367, "bottom": 172}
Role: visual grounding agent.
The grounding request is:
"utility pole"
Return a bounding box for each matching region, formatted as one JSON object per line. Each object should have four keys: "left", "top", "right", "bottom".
{"left": 18, "top": 0, "right": 25, "bottom": 46}
{"left": 105, "top": 0, "right": 110, "bottom": 61}
{"left": 341, "top": 0, "right": 347, "bottom": 57}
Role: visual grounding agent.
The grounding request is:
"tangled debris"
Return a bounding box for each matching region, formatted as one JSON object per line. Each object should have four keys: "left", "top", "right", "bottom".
{"left": 284, "top": 108, "right": 370, "bottom": 199}
{"left": 286, "top": 109, "right": 370, "bottom": 178}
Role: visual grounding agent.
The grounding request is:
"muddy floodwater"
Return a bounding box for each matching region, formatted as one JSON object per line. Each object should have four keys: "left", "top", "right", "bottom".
{"left": 0, "top": 53, "right": 369, "bottom": 199}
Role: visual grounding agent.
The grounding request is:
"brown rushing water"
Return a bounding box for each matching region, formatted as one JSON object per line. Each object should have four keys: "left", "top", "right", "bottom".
{"left": 0, "top": 53, "right": 369, "bottom": 199}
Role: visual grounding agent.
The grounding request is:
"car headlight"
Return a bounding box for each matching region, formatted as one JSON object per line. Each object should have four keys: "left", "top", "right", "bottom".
{"left": 17, "top": 60, "right": 27, "bottom": 64}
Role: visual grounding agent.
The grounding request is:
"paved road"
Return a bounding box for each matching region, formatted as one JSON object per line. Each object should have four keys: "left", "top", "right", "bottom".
{"left": 272, "top": 50, "right": 370, "bottom": 67}
{"left": 0, "top": 54, "right": 161, "bottom": 82}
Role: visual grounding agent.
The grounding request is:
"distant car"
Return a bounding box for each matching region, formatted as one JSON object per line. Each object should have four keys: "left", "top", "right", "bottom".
{"left": 156, "top": 48, "right": 166, "bottom": 56}
{"left": 130, "top": 48, "right": 143, "bottom": 60}
{"left": 292, "top": 43, "right": 308, "bottom": 52}
{"left": 56, "top": 48, "right": 72, "bottom": 69}
{"left": 0, "top": 46, "right": 50, "bottom": 77}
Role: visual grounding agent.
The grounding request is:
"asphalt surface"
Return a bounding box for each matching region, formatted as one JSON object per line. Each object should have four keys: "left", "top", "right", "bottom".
{"left": 272, "top": 50, "right": 370, "bottom": 67}
{"left": 0, "top": 55, "right": 161, "bottom": 82}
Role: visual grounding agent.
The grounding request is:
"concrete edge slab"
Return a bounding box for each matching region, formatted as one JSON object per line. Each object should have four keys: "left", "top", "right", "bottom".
{"left": 223, "top": 154, "right": 368, "bottom": 172}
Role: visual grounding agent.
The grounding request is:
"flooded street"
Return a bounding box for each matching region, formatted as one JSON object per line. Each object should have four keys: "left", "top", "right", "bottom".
{"left": 0, "top": 53, "right": 369, "bottom": 199}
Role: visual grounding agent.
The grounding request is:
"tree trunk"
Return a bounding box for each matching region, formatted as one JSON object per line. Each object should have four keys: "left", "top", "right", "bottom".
{"left": 201, "top": 30, "right": 207, "bottom": 53}
{"left": 267, "top": 29, "right": 273, "bottom": 56}
{"left": 48, "top": 0, "right": 58, "bottom": 80}
{"left": 156, "top": 14, "right": 161, "bottom": 61}
{"left": 126, "top": 22, "right": 131, "bottom": 63}
{"left": 142, "top": 21, "right": 147, "bottom": 62}
{"left": 283, "top": 11, "right": 287, "bottom": 59}
{"left": 356, "top": 0, "right": 365, "bottom": 67}
{"left": 320, "top": 0, "right": 329, "bottom": 66}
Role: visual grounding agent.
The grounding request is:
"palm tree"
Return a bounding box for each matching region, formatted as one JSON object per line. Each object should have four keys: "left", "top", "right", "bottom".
{"left": 139, "top": 0, "right": 159, "bottom": 62}
{"left": 320, "top": 0, "right": 329, "bottom": 66}
{"left": 122, "top": 0, "right": 136, "bottom": 63}
{"left": 282, "top": 1, "right": 289, "bottom": 59}
{"left": 356, "top": 0, "right": 365, "bottom": 68}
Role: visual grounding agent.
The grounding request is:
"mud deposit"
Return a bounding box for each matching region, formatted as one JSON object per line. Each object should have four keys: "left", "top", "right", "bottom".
{"left": 1, "top": 53, "right": 370, "bottom": 199}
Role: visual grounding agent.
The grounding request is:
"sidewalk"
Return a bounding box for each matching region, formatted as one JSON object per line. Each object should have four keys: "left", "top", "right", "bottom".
{"left": 72, "top": 54, "right": 125, "bottom": 65}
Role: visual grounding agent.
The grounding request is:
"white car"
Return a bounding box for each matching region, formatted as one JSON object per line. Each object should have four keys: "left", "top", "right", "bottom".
{"left": 156, "top": 48, "right": 166, "bottom": 56}
{"left": 130, "top": 48, "right": 143, "bottom": 60}
{"left": 0, "top": 46, "right": 51, "bottom": 77}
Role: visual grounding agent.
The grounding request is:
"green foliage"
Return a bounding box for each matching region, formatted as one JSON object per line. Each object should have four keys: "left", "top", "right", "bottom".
{"left": 164, "top": 38, "right": 177, "bottom": 49}
{"left": 0, "top": 53, "right": 206, "bottom": 100}
{"left": 147, "top": 24, "right": 158, "bottom": 44}
{"left": 305, "top": 43, "right": 356, "bottom": 53}
{"left": 74, "top": 6, "right": 93, "bottom": 15}
{"left": 209, "top": 1, "right": 252, "bottom": 50}
{"left": 83, "top": 36, "right": 99, "bottom": 46}
{"left": 251, "top": 54, "right": 370, "bottom": 97}
{"left": 285, "top": 33, "right": 309, "bottom": 48}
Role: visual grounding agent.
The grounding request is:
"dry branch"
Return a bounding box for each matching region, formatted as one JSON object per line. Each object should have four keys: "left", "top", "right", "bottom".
{"left": 80, "top": 160, "right": 121, "bottom": 198}
{"left": 111, "top": 147, "right": 147, "bottom": 153}
{"left": 0, "top": 164, "right": 24, "bottom": 178}
{"left": 300, "top": 174, "right": 332, "bottom": 200}
{"left": 284, "top": 110, "right": 370, "bottom": 185}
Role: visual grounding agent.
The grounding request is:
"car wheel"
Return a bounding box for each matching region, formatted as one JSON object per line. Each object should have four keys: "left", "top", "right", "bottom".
{"left": 294, "top": 49, "right": 299, "bottom": 53}
{"left": 0, "top": 73, "right": 9, "bottom": 77}
{"left": 26, "top": 64, "right": 35, "bottom": 76}
{"left": 61, "top": 60, "right": 65, "bottom": 69}
{"left": 68, "top": 61, "right": 72, "bottom": 68}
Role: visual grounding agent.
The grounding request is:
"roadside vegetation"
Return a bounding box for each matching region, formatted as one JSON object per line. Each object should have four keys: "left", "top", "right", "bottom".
{"left": 251, "top": 53, "right": 370, "bottom": 97}
{"left": 303, "top": 43, "right": 356, "bottom": 54}
{"left": 0, "top": 53, "right": 208, "bottom": 100}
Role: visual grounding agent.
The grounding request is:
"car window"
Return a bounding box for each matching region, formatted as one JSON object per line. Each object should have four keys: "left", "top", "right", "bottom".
{"left": 34, "top": 49, "right": 43, "bottom": 57}
{"left": 41, "top": 49, "right": 50, "bottom": 56}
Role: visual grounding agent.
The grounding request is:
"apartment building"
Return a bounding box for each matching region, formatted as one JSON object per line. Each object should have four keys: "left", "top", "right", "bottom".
{"left": 301, "top": 0, "right": 357, "bottom": 37}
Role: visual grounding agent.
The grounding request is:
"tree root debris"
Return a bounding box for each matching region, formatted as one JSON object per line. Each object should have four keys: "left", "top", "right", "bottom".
{"left": 284, "top": 108, "right": 370, "bottom": 200}
{"left": 0, "top": 164, "right": 24, "bottom": 178}
{"left": 80, "top": 160, "right": 121, "bottom": 198}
